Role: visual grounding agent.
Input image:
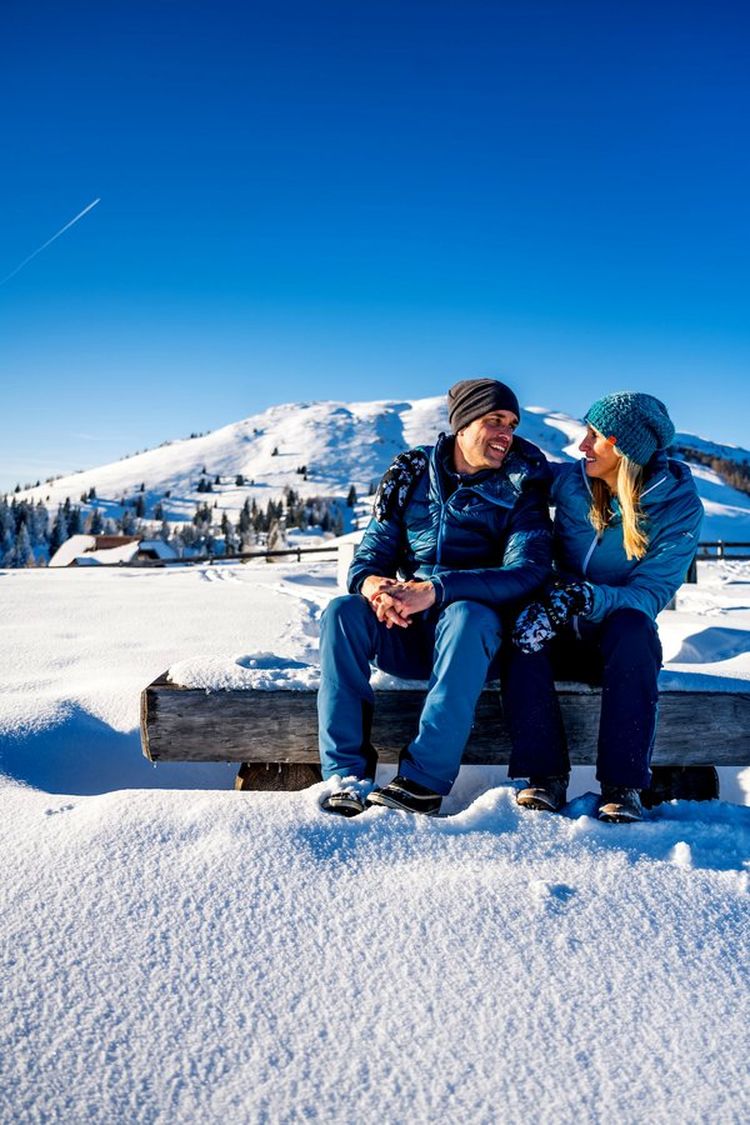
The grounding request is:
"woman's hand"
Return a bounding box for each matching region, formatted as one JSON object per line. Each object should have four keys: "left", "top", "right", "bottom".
{"left": 512, "top": 581, "right": 594, "bottom": 654}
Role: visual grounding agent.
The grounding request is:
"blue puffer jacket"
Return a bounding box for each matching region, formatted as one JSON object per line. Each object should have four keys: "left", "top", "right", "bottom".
{"left": 551, "top": 453, "right": 704, "bottom": 622}
{"left": 349, "top": 433, "right": 553, "bottom": 607}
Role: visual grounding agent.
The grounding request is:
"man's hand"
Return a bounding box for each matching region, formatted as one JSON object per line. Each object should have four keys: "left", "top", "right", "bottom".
{"left": 361, "top": 576, "right": 411, "bottom": 629}
{"left": 360, "top": 576, "right": 436, "bottom": 629}
{"left": 386, "top": 580, "right": 436, "bottom": 622}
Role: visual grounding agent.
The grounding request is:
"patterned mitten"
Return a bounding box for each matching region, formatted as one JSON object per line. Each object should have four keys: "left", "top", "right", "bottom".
{"left": 373, "top": 450, "right": 429, "bottom": 522}
{"left": 547, "top": 581, "right": 594, "bottom": 627}
{"left": 512, "top": 601, "right": 557, "bottom": 654}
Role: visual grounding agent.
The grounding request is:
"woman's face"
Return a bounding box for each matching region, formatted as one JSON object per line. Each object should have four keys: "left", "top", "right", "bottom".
{"left": 579, "top": 424, "right": 621, "bottom": 487}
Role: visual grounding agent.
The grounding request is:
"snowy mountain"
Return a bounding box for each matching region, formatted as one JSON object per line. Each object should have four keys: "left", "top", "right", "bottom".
{"left": 12, "top": 396, "right": 750, "bottom": 541}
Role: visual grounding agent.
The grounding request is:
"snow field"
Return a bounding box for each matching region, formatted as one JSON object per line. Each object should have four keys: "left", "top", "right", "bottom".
{"left": 1, "top": 781, "right": 747, "bottom": 1123}
{"left": 1, "top": 559, "right": 749, "bottom": 1122}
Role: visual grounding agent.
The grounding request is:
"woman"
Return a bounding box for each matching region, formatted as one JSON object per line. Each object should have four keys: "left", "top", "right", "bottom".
{"left": 503, "top": 391, "right": 703, "bottom": 823}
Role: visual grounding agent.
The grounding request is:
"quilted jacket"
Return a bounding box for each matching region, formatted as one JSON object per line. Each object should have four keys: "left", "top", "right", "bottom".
{"left": 551, "top": 453, "right": 704, "bottom": 622}
{"left": 348, "top": 433, "right": 553, "bottom": 608}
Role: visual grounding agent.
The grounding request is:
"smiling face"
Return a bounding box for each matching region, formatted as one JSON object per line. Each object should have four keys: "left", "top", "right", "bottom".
{"left": 579, "top": 424, "right": 621, "bottom": 489}
{"left": 454, "top": 409, "right": 519, "bottom": 474}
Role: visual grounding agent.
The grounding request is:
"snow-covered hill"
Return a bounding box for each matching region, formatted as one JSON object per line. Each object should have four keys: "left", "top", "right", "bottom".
{"left": 13, "top": 397, "right": 750, "bottom": 541}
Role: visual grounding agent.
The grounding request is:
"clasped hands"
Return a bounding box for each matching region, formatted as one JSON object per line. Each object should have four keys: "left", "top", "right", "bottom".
{"left": 360, "top": 575, "right": 436, "bottom": 629}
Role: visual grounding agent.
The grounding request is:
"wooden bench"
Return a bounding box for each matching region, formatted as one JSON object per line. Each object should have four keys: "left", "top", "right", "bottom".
{"left": 140, "top": 672, "right": 750, "bottom": 796}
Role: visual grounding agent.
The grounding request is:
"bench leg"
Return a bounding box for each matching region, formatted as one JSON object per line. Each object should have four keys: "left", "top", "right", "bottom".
{"left": 234, "top": 762, "right": 322, "bottom": 792}
{"left": 642, "top": 766, "right": 720, "bottom": 809}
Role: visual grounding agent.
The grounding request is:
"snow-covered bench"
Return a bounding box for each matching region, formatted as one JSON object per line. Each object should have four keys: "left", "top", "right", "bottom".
{"left": 140, "top": 671, "right": 750, "bottom": 794}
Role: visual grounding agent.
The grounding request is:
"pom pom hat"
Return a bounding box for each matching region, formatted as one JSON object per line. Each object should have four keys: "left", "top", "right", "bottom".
{"left": 584, "top": 392, "right": 675, "bottom": 467}
{"left": 447, "top": 378, "right": 521, "bottom": 434}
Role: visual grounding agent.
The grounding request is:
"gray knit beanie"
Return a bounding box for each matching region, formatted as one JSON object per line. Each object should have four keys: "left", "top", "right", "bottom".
{"left": 447, "top": 378, "right": 521, "bottom": 434}
{"left": 584, "top": 392, "right": 675, "bottom": 466}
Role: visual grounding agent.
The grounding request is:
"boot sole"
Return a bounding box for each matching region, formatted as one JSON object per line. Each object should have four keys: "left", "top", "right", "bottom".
{"left": 516, "top": 789, "right": 565, "bottom": 812}
{"left": 320, "top": 797, "right": 366, "bottom": 817}
{"left": 598, "top": 807, "right": 642, "bottom": 824}
{"left": 365, "top": 793, "right": 441, "bottom": 816}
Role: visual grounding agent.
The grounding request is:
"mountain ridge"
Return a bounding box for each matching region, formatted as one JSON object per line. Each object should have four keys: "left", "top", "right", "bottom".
{"left": 9, "top": 396, "right": 750, "bottom": 541}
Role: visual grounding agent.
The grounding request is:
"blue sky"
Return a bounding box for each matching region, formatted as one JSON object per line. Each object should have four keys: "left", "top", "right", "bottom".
{"left": 2, "top": 0, "right": 749, "bottom": 491}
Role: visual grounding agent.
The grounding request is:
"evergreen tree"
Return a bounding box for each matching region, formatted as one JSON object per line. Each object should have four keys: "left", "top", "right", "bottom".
{"left": 346, "top": 485, "right": 357, "bottom": 507}
{"left": 159, "top": 519, "right": 171, "bottom": 543}
{"left": 266, "top": 518, "right": 287, "bottom": 556}
{"left": 10, "top": 523, "right": 34, "bottom": 568}
{"left": 153, "top": 500, "right": 164, "bottom": 521}
{"left": 235, "top": 473, "right": 245, "bottom": 486}
{"left": 120, "top": 509, "right": 137, "bottom": 535}
{"left": 135, "top": 494, "right": 146, "bottom": 518}
{"left": 50, "top": 508, "right": 69, "bottom": 554}
{"left": 89, "top": 508, "right": 104, "bottom": 534}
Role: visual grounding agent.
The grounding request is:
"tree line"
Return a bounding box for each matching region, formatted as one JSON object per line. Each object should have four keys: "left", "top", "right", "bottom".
{"left": 674, "top": 445, "right": 750, "bottom": 497}
{"left": 0, "top": 485, "right": 356, "bottom": 568}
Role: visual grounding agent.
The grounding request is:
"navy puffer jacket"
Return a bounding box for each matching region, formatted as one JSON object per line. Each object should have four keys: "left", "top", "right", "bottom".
{"left": 349, "top": 433, "right": 552, "bottom": 607}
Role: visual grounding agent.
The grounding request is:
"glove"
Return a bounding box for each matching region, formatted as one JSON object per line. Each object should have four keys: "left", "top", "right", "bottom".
{"left": 547, "top": 581, "right": 594, "bottom": 627}
{"left": 512, "top": 601, "right": 556, "bottom": 654}
{"left": 373, "top": 450, "right": 429, "bottom": 522}
{"left": 512, "top": 581, "right": 594, "bottom": 655}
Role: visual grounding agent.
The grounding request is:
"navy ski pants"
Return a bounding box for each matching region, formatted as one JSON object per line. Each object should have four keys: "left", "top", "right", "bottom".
{"left": 501, "top": 608, "right": 662, "bottom": 789}
{"left": 318, "top": 594, "right": 503, "bottom": 794}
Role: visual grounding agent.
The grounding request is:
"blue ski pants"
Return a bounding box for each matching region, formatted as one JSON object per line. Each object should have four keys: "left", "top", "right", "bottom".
{"left": 317, "top": 594, "right": 504, "bottom": 794}
{"left": 501, "top": 608, "right": 662, "bottom": 789}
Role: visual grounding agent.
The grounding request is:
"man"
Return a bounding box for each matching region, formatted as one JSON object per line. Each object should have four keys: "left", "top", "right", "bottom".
{"left": 318, "top": 377, "right": 552, "bottom": 817}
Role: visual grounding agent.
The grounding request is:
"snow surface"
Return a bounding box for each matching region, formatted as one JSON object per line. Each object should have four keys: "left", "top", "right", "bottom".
{"left": 1, "top": 559, "right": 749, "bottom": 1122}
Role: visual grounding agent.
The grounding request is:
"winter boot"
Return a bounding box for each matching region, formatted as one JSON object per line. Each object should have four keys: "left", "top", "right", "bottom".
{"left": 320, "top": 777, "right": 374, "bottom": 818}
{"left": 641, "top": 766, "right": 720, "bottom": 809}
{"left": 598, "top": 786, "right": 644, "bottom": 824}
{"left": 516, "top": 775, "right": 568, "bottom": 813}
{"left": 366, "top": 775, "right": 442, "bottom": 816}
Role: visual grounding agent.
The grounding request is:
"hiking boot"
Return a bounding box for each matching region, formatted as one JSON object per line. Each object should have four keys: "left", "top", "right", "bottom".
{"left": 320, "top": 778, "right": 374, "bottom": 818}
{"left": 516, "top": 775, "right": 568, "bottom": 813}
{"left": 365, "top": 775, "right": 442, "bottom": 816}
{"left": 641, "top": 766, "right": 720, "bottom": 809}
{"left": 598, "top": 786, "right": 644, "bottom": 824}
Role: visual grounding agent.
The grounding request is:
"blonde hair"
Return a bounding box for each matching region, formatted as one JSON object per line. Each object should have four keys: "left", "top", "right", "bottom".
{"left": 589, "top": 451, "right": 649, "bottom": 560}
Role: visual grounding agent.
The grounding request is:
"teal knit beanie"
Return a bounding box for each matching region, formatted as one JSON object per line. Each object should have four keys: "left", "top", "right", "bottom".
{"left": 584, "top": 392, "right": 675, "bottom": 467}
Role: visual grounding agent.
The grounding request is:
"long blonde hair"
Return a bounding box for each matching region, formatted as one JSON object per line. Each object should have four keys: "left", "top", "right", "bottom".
{"left": 589, "top": 452, "right": 649, "bottom": 560}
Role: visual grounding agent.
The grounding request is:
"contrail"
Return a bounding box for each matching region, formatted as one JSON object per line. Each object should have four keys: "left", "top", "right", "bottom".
{"left": 0, "top": 197, "right": 101, "bottom": 286}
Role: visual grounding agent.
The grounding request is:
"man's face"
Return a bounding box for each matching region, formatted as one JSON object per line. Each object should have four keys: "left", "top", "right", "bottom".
{"left": 454, "top": 409, "right": 519, "bottom": 474}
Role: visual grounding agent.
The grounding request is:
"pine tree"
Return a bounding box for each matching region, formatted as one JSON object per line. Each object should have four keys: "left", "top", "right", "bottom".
{"left": 346, "top": 485, "right": 357, "bottom": 507}
{"left": 50, "top": 508, "right": 69, "bottom": 553}
{"left": 89, "top": 508, "right": 104, "bottom": 534}
{"left": 11, "top": 523, "right": 34, "bottom": 568}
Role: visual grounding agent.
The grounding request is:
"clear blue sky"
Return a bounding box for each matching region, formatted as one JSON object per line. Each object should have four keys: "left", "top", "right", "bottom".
{"left": 2, "top": 0, "right": 749, "bottom": 491}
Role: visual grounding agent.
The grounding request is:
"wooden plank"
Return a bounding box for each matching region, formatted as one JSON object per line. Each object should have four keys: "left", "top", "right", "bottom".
{"left": 141, "top": 674, "right": 750, "bottom": 766}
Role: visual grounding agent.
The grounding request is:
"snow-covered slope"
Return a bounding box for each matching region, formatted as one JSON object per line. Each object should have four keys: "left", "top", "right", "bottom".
{"left": 13, "top": 396, "right": 750, "bottom": 540}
